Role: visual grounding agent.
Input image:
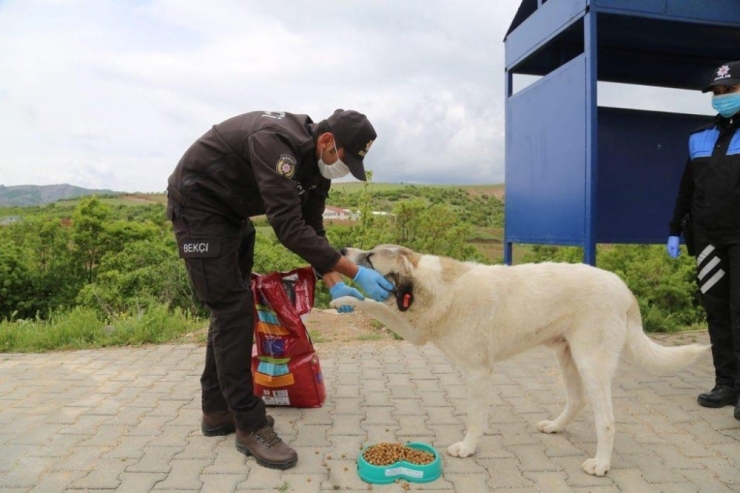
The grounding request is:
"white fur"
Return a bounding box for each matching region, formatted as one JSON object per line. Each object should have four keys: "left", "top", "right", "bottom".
{"left": 330, "top": 245, "right": 710, "bottom": 477}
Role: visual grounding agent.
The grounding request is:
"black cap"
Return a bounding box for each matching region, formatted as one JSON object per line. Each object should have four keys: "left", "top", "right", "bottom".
{"left": 326, "top": 109, "right": 377, "bottom": 181}
{"left": 702, "top": 61, "right": 740, "bottom": 93}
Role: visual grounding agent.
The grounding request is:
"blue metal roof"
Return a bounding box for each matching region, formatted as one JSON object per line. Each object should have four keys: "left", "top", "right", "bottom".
{"left": 505, "top": 0, "right": 740, "bottom": 90}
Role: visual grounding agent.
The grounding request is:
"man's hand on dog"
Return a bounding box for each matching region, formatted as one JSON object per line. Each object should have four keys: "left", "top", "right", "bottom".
{"left": 353, "top": 266, "right": 394, "bottom": 301}
{"left": 330, "top": 267, "right": 394, "bottom": 313}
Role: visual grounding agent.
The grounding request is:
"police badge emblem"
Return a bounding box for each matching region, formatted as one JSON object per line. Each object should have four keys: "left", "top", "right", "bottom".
{"left": 276, "top": 154, "right": 297, "bottom": 178}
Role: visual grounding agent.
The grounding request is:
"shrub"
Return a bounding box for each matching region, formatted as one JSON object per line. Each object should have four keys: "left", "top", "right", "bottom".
{"left": 522, "top": 244, "right": 704, "bottom": 332}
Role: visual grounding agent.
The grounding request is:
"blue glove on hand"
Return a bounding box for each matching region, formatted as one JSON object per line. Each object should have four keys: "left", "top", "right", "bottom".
{"left": 353, "top": 265, "right": 394, "bottom": 302}
{"left": 329, "top": 282, "right": 364, "bottom": 313}
{"left": 666, "top": 236, "right": 680, "bottom": 259}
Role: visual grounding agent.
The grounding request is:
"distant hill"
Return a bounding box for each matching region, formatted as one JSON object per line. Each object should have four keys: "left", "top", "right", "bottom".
{"left": 0, "top": 184, "right": 122, "bottom": 207}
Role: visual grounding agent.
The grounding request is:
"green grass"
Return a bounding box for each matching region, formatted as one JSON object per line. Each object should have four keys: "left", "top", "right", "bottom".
{"left": 469, "top": 227, "right": 502, "bottom": 242}
{"left": 56, "top": 193, "right": 166, "bottom": 208}
{"left": 330, "top": 182, "right": 504, "bottom": 196}
{"left": 308, "top": 329, "right": 328, "bottom": 344}
{"left": 356, "top": 333, "right": 385, "bottom": 341}
{"left": 329, "top": 182, "right": 406, "bottom": 194}
{"left": 255, "top": 225, "right": 275, "bottom": 236}
{"left": 0, "top": 304, "right": 205, "bottom": 353}
{"left": 367, "top": 320, "right": 404, "bottom": 341}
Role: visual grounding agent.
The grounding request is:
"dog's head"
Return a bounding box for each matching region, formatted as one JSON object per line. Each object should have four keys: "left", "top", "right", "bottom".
{"left": 341, "top": 245, "right": 421, "bottom": 312}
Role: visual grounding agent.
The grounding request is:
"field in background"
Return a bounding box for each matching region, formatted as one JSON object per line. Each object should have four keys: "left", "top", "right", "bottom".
{"left": 44, "top": 183, "right": 504, "bottom": 207}
{"left": 8, "top": 184, "right": 518, "bottom": 263}
{"left": 331, "top": 182, "right": 505, "bottom": 199}
{"left": 56, "top": 193, "right": 167, "bottom": 208}
{"left": 45, "top": 183, "right": 504, "bottom": 206}
{"left": 327, "top": 182, "right": 509, "bottom": 261}
{"left": 162, "top": 184, "right": 514, "bottom": 263}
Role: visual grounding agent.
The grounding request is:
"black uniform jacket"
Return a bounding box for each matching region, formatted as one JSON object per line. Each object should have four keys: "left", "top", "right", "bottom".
{"left": 670, "top": 115, "right": 740, "bottom": 240}
{"left": 167, "top": 111, "right": 340, "bottom": 273}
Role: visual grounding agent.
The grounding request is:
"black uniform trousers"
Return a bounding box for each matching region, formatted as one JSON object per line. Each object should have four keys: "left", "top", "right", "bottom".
{"left": 692, "top": 232, "right": 740, "bottom": 391}
{"left": 168, "top": 200, "right": 267, "bottom": 432}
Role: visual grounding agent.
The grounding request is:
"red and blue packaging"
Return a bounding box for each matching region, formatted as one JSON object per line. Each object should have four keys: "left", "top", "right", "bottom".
{"left": 250, "top": 267, "right": 326, "bottom": 408}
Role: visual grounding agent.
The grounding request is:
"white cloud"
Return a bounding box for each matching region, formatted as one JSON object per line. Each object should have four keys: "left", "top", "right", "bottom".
{"left": 0, "top": 0, "right": 717, "bottom": 193}
{"left": 0, "top": 0, "right": 518, "bottom": 191}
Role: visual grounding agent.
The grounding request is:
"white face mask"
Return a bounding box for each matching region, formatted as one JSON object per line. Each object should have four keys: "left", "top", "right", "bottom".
{"left": 318, "top": 139, "right": 350, "bottom": 179}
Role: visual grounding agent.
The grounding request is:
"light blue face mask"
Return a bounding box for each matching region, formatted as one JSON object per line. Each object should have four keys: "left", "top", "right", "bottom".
{"left": 712, "top": 93, "right": 740, "bottom": 118}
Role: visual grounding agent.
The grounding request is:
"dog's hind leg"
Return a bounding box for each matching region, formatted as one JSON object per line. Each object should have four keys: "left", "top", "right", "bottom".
{"left": 447, "top": 368, "right": 491, "bottom": 458}
{"left": 537, "top": 342, "right": 586, "bottom": 433}
{"left": 570, "top": 339, "right": 620, "bottom": 477}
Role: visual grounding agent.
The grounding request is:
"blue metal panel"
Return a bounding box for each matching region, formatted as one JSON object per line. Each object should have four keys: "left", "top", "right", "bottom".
{"left": 666, "top": 0, "right": 740, "bottom": 24}
{"left": 595, "top": 14, "right": 740, "bottom": 90}
{"left": 595, "top": 108, "right": 713, "bottom": 244}
{"left": 592, "top": 0, "right": 740, "bottom": 26}
{"left": 583, "top": 11, "right": 598, "bottom": 264}
{"left": 505, "top": 54, "right": 587, "bottom": 245}
{"left": 504, "top": 69, "right": 514, "bottom": 265}
{"left": 505, "top": 0, "right": 586, "bottom": 70}
{"left": 592, "top": 0, "right": 665, "bottom": 14}
{"left": 513, "top": 13, "right": 740, "bottom": 90}
{"left": 510, "top": 19, "right": 584, "bottom": 81}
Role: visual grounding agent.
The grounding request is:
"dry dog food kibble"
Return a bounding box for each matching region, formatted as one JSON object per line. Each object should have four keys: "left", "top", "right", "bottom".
{"left": 362, "top": 443, "right": 435, "bottom": 466}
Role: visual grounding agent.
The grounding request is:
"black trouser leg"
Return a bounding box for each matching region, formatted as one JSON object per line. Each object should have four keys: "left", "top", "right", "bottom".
{"left": 726, "top": 244, "right": 740, "bottom": 391}
{"left": 203, "top": 294, "right": 265, "bottom": 431}
{"left": 200, "top": 229, "right": 262, "bottom": 421}
{"left": 694, "top": 240, "right": 736, "bottom": 388}
{"left": 170, "top": 205, "right": 266, "bottom": 432}
{"left": 201, "top": 334, "right": 227, "bottom": 412}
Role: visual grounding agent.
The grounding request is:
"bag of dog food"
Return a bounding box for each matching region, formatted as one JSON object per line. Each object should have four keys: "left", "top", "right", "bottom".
{"left": 250, "top": 267, "right": 326, "bottom": 408}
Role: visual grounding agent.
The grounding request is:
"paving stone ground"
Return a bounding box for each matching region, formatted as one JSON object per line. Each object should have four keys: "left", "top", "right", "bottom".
{"left": 1, "top": 331, "right": 739, "bottom": 492}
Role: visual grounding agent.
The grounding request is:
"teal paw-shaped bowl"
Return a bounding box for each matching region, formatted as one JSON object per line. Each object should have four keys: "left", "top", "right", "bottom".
{"left": 357, "top": 442, "right": 442, "bottom": 484}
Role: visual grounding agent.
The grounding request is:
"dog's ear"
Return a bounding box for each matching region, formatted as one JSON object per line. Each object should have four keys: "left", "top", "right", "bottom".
{"left": 395, "top": 281, "right": 414, "bottom": 312}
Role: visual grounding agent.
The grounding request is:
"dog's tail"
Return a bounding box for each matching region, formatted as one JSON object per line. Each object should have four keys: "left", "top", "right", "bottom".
{"left": 625, "top": 298, "right": 710, "bottom": 372}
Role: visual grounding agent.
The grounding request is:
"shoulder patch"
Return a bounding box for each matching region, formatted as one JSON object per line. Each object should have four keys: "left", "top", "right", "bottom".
{"left": 276, "top": 154, "right": 297, "bottom": 178}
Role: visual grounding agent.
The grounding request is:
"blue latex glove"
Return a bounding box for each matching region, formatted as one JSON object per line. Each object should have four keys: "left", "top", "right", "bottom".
{"left": 353, "top": 265, "right": 394, "bottom": 302}
{"left": 666, "top": 236, "right": 680, "bottom": 259}
{"left": 329, "top": 282, "right": 364, "bottom": 313}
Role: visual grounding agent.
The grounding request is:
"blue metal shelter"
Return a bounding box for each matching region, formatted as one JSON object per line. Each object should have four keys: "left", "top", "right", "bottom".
{"left": 503, "top": 0, "right": 740, "bottom": 264}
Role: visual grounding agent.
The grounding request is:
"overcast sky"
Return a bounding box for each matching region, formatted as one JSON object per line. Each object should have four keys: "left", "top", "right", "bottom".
{"left": 0, "top": 0, "right": 716, "bottom": 192}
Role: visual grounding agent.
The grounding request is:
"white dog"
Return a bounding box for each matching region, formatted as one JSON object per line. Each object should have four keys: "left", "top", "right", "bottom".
{"left": 330, "top": 245, "right": 710, "bottom": 476}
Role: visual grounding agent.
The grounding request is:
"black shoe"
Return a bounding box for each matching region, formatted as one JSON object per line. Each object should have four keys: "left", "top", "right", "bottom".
{"left": 734, "top": 397, "right": 740, "bottom": 421}
{"left": 202, "top": 410, "right": 274, "bottom": 436}
{"left": 697, "top": 385, "right": 738, "bottom": 408}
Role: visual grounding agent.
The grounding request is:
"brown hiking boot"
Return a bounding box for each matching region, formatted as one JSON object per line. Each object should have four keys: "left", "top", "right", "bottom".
{"left": 202, "top": 411, "right": 274, "bottom": 437}
{"left": 235, "top": 425, "right": 298, "bottom": 469}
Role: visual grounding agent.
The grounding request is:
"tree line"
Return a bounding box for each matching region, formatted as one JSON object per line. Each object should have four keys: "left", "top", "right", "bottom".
{"left": 0, "top": 181, "right": 704, "bottom": 334}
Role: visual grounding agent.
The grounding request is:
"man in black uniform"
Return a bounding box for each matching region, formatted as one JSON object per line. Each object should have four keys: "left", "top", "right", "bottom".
{"left": 667, "top": 61, "right": 740, "bottom": 421}
{"left": 166, "top": 109, "right": 394, "bottom": 469}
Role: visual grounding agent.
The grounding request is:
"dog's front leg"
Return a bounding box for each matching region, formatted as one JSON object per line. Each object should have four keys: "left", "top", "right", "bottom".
{"left": 447, "top": 369, "right": 491, "bottom": 458}
{"left": 329, "top": 297, "right": 428, "bottom": 345}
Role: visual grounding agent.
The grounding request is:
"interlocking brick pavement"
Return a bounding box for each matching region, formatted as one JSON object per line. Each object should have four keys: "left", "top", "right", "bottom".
{"left": 1, "top": 331, "right": 739, "bottom": 492}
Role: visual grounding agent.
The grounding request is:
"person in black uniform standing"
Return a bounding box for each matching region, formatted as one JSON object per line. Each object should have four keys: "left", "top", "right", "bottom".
{"left": 667, "top": 61, "right": 740, "bottom": 421}
{"left": 166, "top": 109, "right": 394, "bottom": 469}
